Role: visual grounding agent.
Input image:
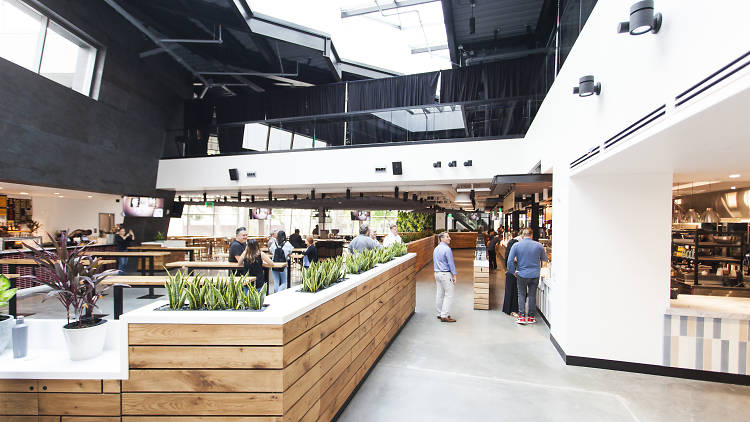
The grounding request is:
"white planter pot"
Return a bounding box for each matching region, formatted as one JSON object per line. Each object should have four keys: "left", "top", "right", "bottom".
{"left": 0, "top": 315, "right": 13, "bottom": 352}
{"left": 62, "top": 320, "right": 108, "bottom": 361}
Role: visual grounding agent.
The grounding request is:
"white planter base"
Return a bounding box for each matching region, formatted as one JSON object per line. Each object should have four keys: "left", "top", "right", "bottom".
{"left": 62, "top": 320, "right": 108, "bottom": 361}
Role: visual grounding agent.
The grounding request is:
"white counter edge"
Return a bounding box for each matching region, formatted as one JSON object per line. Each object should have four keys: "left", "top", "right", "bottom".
{"left": 667, "top": 295, "right": 750, "bottom": 320}
{"left": 121, "top": 253, "right": 417, "bottom": 325}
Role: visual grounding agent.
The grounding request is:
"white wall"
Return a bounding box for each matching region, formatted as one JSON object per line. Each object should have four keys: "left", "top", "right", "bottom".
{"left": 535, "top": 0, "right": 750, "bottom": 365}
{"left": 156, "top": 138, "right": 540, "bottom": 192}
{"left": 552, "top": 171, "right": 672, "bottom": 363}
{"left": 31, "top": 195, "right": 123, "bottom": 236}
{"left": 526, "top": 0, "right": 750, "bottom": 172}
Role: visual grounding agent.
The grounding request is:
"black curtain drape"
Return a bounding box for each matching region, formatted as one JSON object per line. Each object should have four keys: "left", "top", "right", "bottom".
{"left": 217, "top": 126, "right": 245, "bottom": 153}
{"left": 184, "top": 100, "right": 214, "bottom": 157}
{"left": 269, "top": 84, "right": 345, "bottom": 118}
{"left": 215, "top": 94, "right": 266, "bottom": 125}
{"left": 347, "top": 71, "right": 439, "bottom": 112}
{"left": 439, "top": 66, "right": 484, "bottom": 103}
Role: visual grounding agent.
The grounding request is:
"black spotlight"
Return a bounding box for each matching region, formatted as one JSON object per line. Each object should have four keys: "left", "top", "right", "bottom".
{"left": 412, "top": 194, "right": 417, "bottom": 201}
{"left": 177, "top": 195, "right": 182, "bottom": 202}
{"left": 573, "top": 75, "right": 601, "bottom": 97}
{"left": 448, "top": 161, "right": 457, "bottom": 167}
{"left": 394, "top": 186, "right": 399, "bottom": 198}
{"left": 403, "top": 192, "right": 408, "bottom": 202}
{"left": 346, "top": 189, "right": 351, "bottom": 200}
{"left": 321, "top": 193, "right": 326, "bottom": 199}
{"left": 618, "top": 1, "right": 662, "bottom": 35}
{"left": 360, "top": 192, "right": 364, "bottom": 198}
{"left": 463, "top": 160, "right": 472, "bottom": 167}
{"left": 433, "top": 161, "right": 442, "bottom": 168}
{"left": 293, "top": 194, "right": 298, "bottom": 200}
{"left": 237, "top": 191, "right": 241, "bottom": 202}
{"left": 251, "top": 195, "right": 255, "bottom": 203}
{"left": 202, "top": 192, "right": 207, "bottom": 202}
{"left": 311, "top": 189, "right": 315, "bottom": 199}
{"left": 469, "top": 0, "right": 476, "bottom": 34}
{"left": 223, "top": 196, "right": 227, "bottom": 202}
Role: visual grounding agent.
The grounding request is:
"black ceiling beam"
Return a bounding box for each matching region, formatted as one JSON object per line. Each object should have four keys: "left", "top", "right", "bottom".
{"left": 533, "top": 0, "right": 559, "bottom": 46}
{"left": 440, "top": 0, "right": 459, "bottom": 67}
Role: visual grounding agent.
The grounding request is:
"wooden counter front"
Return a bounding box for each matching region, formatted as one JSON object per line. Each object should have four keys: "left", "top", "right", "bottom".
{"left": 122, "top": 255, "right": 417, "bottom": 421}
{"left": 448, "top": 232, "right": 478, "bottom": 249}
{"left": 406, "top": 235, "right": 437, "bottom": 271}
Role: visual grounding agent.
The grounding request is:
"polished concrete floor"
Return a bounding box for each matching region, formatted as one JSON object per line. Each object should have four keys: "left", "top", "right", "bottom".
{"left": 337, "top": 250, "right": 750, "bottom": 422}
{"left": 6, "top": 252, "right": 750, "bottom": 421}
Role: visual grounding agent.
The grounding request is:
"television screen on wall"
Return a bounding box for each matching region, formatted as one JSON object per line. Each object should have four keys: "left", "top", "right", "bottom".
{"left": 251, "top": 209, "right": 272, "bottom": 220}
{"left": 122, "top": 196, "right": 165, "bottom": 217}
{"left": 350, "top": 211, "right": 370, "bottom": 221}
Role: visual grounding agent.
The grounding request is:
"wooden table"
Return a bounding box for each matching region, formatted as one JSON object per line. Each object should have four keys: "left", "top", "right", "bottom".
{"left": 86, "top": 251, "right": 171, "bottom": 299}
{"left": 0, "top": 259, "right": 115, "bottom": 317}
{"left": 128, "top": 246, "right": 206, "bottom": 261}
{"left": 165, "top": 260, "right": 290, "bottom": 291}
{"left": 102, "top": 275, "right": 257, "bottom": 319}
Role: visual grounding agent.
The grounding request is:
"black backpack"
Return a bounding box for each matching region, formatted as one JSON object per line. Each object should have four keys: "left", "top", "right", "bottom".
{"left": 272, "top": 243, "right": 287, "bottom": 271}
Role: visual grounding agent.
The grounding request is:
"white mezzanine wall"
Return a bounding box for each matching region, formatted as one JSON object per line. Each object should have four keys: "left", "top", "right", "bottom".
{"left": 156, "top": 138, "right": 538, "bottom": 192}
{"left": 526, "top": 0, "right": 750, "bottom": 365}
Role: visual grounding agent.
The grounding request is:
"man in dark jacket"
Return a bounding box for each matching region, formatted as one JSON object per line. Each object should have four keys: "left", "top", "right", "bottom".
{"left": 487, "top": 234, "right": 501, "bottom": 270}
{"left": 289, "top": 229, "right": 305, "bottom": 248}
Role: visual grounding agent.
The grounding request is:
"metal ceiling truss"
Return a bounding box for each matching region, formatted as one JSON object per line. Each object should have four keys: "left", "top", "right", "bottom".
{"left": 340, "top": 0, "right": 441, "bottom": 18}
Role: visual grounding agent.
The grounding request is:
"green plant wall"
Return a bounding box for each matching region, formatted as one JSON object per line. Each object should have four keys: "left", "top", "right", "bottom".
{"left": 397, "top": 211, "right": 435, "bottom": 232}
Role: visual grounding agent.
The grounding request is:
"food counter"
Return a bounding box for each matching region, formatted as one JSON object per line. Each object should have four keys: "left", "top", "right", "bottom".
{"left": 0, "top": 253, "right": 418, "bottom": 420}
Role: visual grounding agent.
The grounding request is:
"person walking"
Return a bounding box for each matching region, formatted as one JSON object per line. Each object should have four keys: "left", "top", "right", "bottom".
{"left": 269, "top": 230, "right": 293, "bottom": 293}
{"left": 506, "top": 228, "right": 548, "bottom": 325}
{"left": 433, "top": 231, "right": 457, "bottom": 322}
{"left": 501, "top": 231, "right": 521, "bottom": 316}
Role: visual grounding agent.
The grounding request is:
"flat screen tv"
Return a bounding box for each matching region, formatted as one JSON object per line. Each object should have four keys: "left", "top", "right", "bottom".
{"left": 169, "top": 202, "right": 184, "bottom": 218}
{"left": 122, "top": 196, "right": 165, "bottom": 217}
{"left": 351, "top": 211, "right": 370, "bottom": 221}
{"left": 251, "top": 209, "right": 272, "bottom": 220}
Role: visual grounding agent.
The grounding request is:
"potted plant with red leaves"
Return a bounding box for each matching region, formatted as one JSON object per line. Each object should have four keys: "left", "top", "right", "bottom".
{"left": 24, "top": 233, "right": 121, "bottom": 360}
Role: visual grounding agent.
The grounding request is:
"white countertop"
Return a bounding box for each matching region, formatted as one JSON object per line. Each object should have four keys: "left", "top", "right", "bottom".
{"left": 122, "top": 253, "right": 417, "bottom": 325}
{"left": 667, "top": 295, "right": 750, "bottom": 320}
{"left": 0, "top": 319, "right": 128, "bottom": 379}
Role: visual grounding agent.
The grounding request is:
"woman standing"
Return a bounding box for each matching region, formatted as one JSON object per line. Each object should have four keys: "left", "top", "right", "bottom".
{"left": 114, "top": 227, "right": 134, "bottom": 274}
{"left": 501, "top": 231, "right": 520, "bottom": 316}
{"left": 269, "top": 230, "right": 293, "bottom": 293}
{"left": 238, "top": 239, "right": 274, "bottom": 292}
{"left": 302, "top": 236, "right": 318, "bottom": 269}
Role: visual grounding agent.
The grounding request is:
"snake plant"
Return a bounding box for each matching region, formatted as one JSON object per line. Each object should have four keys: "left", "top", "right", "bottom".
{"left": 163, "top": 272, "right": 266, "bottom": 311}
{"left": 164, "top": 270, "right": 187, "bottom": 310}
{"left": 0, "top": 274, "right": 18, "bottom": 310}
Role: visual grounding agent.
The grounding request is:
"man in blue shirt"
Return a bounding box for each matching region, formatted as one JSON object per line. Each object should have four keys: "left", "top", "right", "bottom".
{"left": 507, "top": 228, "right": 548, "bottom": 325}
{"left": 433, "top": 232, "right": 458, "bottom": 322}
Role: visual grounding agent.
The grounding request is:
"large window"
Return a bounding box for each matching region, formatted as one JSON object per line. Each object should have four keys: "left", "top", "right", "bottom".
{"left": 0, "top": 0, "right": 98, "bottom": 96}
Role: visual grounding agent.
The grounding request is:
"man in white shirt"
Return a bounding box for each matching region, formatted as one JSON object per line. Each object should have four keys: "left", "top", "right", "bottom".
{"left": 383, "top": 224, "right": 402, "bottom": 247}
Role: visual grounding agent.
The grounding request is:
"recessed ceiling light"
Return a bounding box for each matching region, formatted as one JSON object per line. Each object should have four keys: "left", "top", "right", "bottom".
{"left": 731, "top": 186, "right": 736, "bottom": 190}
{"left": 54, "top": 192, "right": 60, "bottom": 195}
{"left": 58, "top": 195, "right": 64, "bottom": 198}
{"left": 19, "top": 192, "right": 29, "bottom": 195}
{"left": 729, "top": 174, "right": 741, "bottom": 178}
{"left": 87, "top": 195, "right": 92, "bottom": 198}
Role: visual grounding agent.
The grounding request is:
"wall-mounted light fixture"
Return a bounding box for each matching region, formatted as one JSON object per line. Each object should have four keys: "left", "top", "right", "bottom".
{"left": 433, "top": 161, "right": 441, "bottom": 168}
{"left": 463, "top": 160, "right": 472, "bottom": 167}
{"left": 618, "top": 1, "right": 662, "bottom": 35}
{"left": 573, "top": 75, "right": 601, "bottom": 97}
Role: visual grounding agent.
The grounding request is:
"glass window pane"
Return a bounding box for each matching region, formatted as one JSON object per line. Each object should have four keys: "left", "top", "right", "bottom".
{"left": 187, "top": 214, "right": 214, "bottom": 237}
{"left": 243, "top": 123, "right": 269, "bottom": 151}
{"left": 292, "top": 134, "right": 313, "bottom": 150}
{"left": 268, "top": 128, "right": 291, "bottom": 151}
{"left": 0, "top": 0, "right": 44, "bottom": 71}
{"left": 39, "top": 21, "right": 95, "bottom": 95}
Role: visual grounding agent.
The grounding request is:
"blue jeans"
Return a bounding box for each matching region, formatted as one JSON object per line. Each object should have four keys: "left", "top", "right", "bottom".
{"left": 117, "top": 257, "right": 129, "bottom": 274}
{"left": 272, "top": 269, "right": 287, "bottom": 293}
{"left": 516, "top": 276, "right": 539, "bottom": 317}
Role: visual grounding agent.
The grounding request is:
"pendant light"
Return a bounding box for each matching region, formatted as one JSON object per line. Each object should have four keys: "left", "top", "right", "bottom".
{"left": 684, "top": 208, "right": 700, "bottom": 223}
{"left": 700, "top": 181, "right": 720, "bottom": 223}
{"left": 469, "top": 0, "right": 476, "bottom": 34}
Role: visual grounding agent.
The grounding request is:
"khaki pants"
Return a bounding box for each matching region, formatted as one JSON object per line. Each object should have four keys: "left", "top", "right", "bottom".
{"left": 435, "top": 272, "right": 454, "bottom": 318}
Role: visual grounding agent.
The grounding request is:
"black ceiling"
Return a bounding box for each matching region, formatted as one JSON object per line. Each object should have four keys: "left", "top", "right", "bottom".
{"left": 104, "top": 0, "right": 399, "bottom": 99}
{"left": 441, "top": 0, "right": 557, "bottom": 67}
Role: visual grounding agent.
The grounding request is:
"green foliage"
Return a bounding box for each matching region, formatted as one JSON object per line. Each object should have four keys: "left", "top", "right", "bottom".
{"left": 301, "top": 256, "right": 346, "bottom": 293}
{"left": 0, "top": 274, "right": 18, "bottom": 308}
{"left": 390, "top": 242, "right": 408, "bottom": 257}
{"left": 397, "top": 211, "right": 435, "bottom": 232}
{"left": 400, "top": 231, "right": 434, "bottom": 244}
{"left": 164, "top": 271, "right": 267, "bottom": 311}
{"left": 154, "top": 231, "right": 166, "bottom": 241}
